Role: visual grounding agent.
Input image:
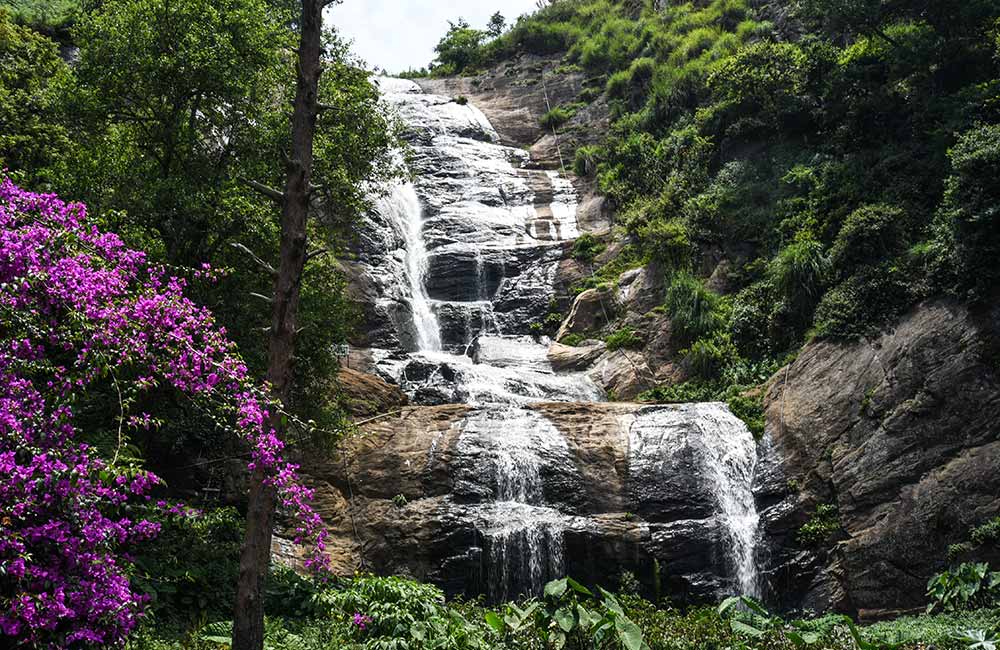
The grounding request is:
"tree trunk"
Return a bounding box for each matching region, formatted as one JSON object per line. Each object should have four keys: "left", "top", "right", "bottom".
{"left": 232, "top": 1, "right": 325, "bottom": 648}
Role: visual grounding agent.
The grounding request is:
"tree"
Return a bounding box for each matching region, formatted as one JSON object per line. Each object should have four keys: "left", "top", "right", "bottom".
{"left": 0, "top": 178, "right": 324, "bottom": 647}
{"left": 66, "top": 0, "right": 396, "bottom": 444}
{"left": 432, "top": 18, "right": 485, "bottom": 75}
{"left": 232, "top": 0, "right": 359, "bottom": 647}
{"left": 487, "top": 11, "right": 506, "bottom": 38}
{"left": 0, "top": 9, "right": 73, "bottom": 188}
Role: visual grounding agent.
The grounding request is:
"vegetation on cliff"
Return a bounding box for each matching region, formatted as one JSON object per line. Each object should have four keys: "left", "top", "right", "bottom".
{"left": 426, "top": 0, "right": 1000, "bottom": 401}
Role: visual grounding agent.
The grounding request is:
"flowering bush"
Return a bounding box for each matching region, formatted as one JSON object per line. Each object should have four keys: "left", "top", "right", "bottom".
{"left": 0, "top": 179, "right": 326, "bottom": 647}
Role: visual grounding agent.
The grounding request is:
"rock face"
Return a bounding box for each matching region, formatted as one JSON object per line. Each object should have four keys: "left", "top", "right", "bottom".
{"left": 756, "top": 300, "right": 1000, "bottom": 615}
{"left": 557, "top": 288, "right": 616, "bottom": 341}
{"left": 336, "top": 367, "right": 408, "bottom": 418}
{"left": 307, "top": 402, "right": 762, "bottom": 604}
{"left": 416, "top": 54, "right": 609, "bottom": 162}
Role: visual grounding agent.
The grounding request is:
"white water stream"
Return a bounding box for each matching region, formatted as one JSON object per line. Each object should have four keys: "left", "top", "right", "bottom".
{"left": 366, "top": 77, "right": 762, "bottom": 601}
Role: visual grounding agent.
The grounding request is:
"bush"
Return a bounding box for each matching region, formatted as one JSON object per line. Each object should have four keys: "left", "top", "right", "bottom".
{"left": 797, "top": 504, "right": 840, "bottom": 546}
{"left": 571, "top": 231, "right": 606, "bottom": 262}
{"left": 637, "top": 218, "right": 691, "bottom": 270}
{"left": 132, "top": 506, "right": 244, "bottom": 623}
{"left": 573, "top": 144, "right": 602, "bottom": 177}
{"left": 432, "top": 19, "right": 486, "bottom": 74}
{"left": 830, "top": 204, "right": 905, "bottom": 275}
{"left": 727, "top": 392, "right": 765, "bottom": 437}
{"left": 665, "top": 271, "right": 725, "bottom": 345}
{"left": 927, "top": 563, "right": 1000, "bottom": 613}
{"left": 606, "top": 327, "right": 643, "bottom": 351}
{"left": 937, "top": 124, "right": 1000, "bottom": 301}
{"left": 768, "top": 235, "right": 829, "bottom": 326}
{"left": 812, "top": 264, "right": 910, "bottom": 340}
{"left": 540, "top": 103, "right": 583, "bottom": 130}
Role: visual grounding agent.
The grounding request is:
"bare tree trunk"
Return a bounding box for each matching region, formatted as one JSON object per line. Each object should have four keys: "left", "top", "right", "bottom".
{"left": 232, "top": 1, "right": 326, "bottom": 648}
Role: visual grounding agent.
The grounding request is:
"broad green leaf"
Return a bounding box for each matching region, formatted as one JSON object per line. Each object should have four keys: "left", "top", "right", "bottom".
{"left": 554, "top": 606, "right": 575, "bottom": 632}
{"left": 567, "top": 576, "right": 593, "bottom": 597}
{"left": 718, "top": 595, "right": 742, "bottom": 617}
{"left": 484, "top": 611, "right": 503, "bottom": 633}
{"left": 545, "top": 577, "right": 569, "bottom": 599}
{"left": 730, "top": 620, "right": 766, "bottom": 637}
{"left": 615, "top": 615, "right": 648, "bottom": 650}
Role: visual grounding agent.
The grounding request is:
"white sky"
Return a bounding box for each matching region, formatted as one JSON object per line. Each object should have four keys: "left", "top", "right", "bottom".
{"left": 326, "top": 1, "right": 543, "bottom": 74}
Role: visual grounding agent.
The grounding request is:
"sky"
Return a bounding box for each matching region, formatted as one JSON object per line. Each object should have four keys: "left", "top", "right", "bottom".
{"left": 327, "top": 1, "right": 543, "bottom": 74}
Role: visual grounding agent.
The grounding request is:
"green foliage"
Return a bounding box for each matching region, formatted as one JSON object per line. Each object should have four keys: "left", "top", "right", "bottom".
{"left": 664, "top": 272, "right": 724, "bottom": 345}
{"left": 927, "top": 564, "right": 1000, "bottom": 613}
{"left": 0, "top": 9, "right": 73, "bottom": 187}
{"left": 131, "top": 506, "right": 244, "bottom": 623}
{"left": 829, "top": 204, "right": 906, "bottom": 275}
{"left": 768, "top": 235, "right": 829, "bottom": 325}
{"left": 560, "top": 333, "right": 587, "bottom": 347}
{"left": 606, "top": 327, "right": 642, "bottom": 352}
{"left": 970, "top": 518, "right": 1000, "bottom": 548}
{"left": 812, "top": 264, "right": 911, "bottom": 340}
{"left": 726, "top": 392, "right": 765, "bottom": 437}
{"left": 636, "top": 218, "right": 690, "bottom": 270}
{"left": 571, "top": 232, "right": 606, "bottom": 263}
{"left": 540, "top": 102, "right": 584, "bottom": 130}
{"left": 936, "top": 124, "right": 1000, "bottom": 302}
{"left": 432, "top": 19, "right": 485, "bottom": 76}
{"left": 797, "top": 504, "right": 841, "bottom": 546}
{"left": 0, "top": 0, "right": 80, "bottom": 36}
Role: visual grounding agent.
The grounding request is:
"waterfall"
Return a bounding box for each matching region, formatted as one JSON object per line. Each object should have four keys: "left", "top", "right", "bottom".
{"left": 458, "top": 407, "right": 572, "bottom": 601}
{"left": 360, "top": 78, "right": 764, "bottom": 603}
{"left": 629, "top": 404, "right": 762, "bottom": 598}
{"left": 375, "top": 182, "right": 442, "bottom": 352}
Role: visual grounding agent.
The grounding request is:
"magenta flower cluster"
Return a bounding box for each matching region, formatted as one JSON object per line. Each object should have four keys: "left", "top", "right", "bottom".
{"left": 0, "top": 179, "right": 327, "bottom": 647}
{"left": 351, "top": 612, "right": 372, "bottom": 630}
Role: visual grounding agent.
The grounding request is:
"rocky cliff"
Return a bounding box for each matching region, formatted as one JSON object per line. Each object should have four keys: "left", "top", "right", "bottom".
{"left": 756, "top": 300, "right": 1000, "bottom": 617}
{"left": 306, "top": 401, "right": 761, "bottom": 604}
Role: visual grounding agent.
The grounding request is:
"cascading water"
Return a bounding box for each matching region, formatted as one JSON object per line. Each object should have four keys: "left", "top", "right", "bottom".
{"left": 457, "top": 408, "right": 573, "bottom": 601}
{"left": 629, "top": 404, "right": 762, "bottom": 598}
{"left": 356, "top": 77, "right": 763, "bottom": 602}
{"left": 375, "top": 183, "right": 442, "bottom": 352}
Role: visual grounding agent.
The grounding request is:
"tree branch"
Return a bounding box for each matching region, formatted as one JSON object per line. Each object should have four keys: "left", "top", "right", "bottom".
{"left": 230, "top": 242, "right": 278, "bottom": 277}
{"left": 240, "top": 177, "right": 285, "bottom": 204}
{"left": 305, "top": 248, "right": 330, "bottom": 263}
{"left": 248, "top": 292, "right": 274, "bottom": 304}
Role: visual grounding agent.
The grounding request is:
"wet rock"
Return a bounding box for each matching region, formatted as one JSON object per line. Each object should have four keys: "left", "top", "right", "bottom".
{"left": 304, "top": 402, "right": 760, "bottom": 604}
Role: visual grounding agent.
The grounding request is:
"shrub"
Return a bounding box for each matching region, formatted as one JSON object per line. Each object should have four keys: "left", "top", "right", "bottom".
{"left": 573, "top": 144, "right": 602, "bottom": 177}
{"left": 830, "top": 204, "right": 905, "bottom": 275}
{"left": 571, "top": 231, "right": 606, "bottom": 262}
{"left": 540, "top": 103, "right": 581, "bottom": 130}
{"left": 927, "top": 563, "right": 1000, "bottom": 613}
{"left": 132, "top": 506, "right": 244, "bottom": 623}
{"left": 606, "top": 327, "right": 643, "bottom": 351}
{"left": 684, "top": 336, "right": 731, "bottom": 379}
{"left": 637, "top": 218, "right": 691, "bottom": 270}
{"left": 768, "top": 235, "right": 829, "bottom": 326}
{"left": 937, "top": 123, "right": 1000, "bottom": 301}
{"left": 560, "top": 333, "right": 587, "bottom": 347}
{"left": 812, "top": 264, "right": 910, "bottom": 340}
{"left": 727, "top": 392, "right": 765, "bottom": 437}
{"left": 797, "top": 504, "right": 840, "bottom": 546}
{"left": 730, "top": 280, "right": 777, "bottom": 359}
{"left": 665, "top": 271, "right": 725, "bottom": 345}
{"left": 432, "top": 19, "right": 485, "bottom": 74}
